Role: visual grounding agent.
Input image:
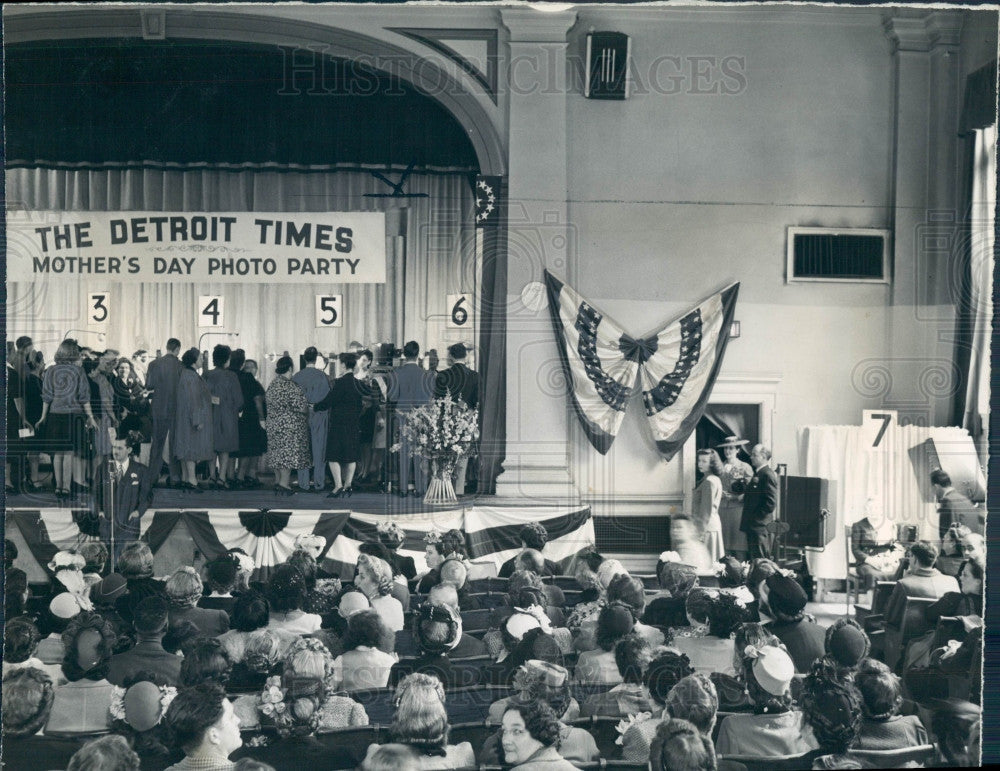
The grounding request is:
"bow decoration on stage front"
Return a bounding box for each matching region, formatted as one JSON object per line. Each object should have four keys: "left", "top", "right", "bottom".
{"left": 544, "top": 270, "right": 739, "bottom": 460}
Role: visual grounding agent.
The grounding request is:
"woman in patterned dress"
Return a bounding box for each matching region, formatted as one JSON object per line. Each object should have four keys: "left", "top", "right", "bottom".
{"left": 692, "top": 448, "right": 725, "bottom": 562}
{"left": 265, "top": 356, "right": 311, "bottom": 495}
{"left": 718, "top": 436, "right": 753, "bottom": 559}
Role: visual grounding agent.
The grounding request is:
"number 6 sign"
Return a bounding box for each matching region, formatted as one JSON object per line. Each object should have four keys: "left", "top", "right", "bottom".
{"left": 446, "top": 293, "right": 471, "bottom": 329}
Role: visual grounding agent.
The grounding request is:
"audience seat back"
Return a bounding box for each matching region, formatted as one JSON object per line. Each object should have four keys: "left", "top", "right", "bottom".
{"left": 850, "top": 744, "right": 936, "bottom": 768}
{"left": 461, "top": 609, "right": 494, "bottom": 633}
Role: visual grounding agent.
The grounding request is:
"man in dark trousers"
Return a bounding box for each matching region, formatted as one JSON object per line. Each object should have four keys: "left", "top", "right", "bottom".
{"left": 95, "top": 431, "right": 149, "bottom": 566}
{"left": 930, "top": 468, "right": 984, "bottom": 538}
{"left": 734, "top": 443, "right": 778, "bottom": 559}
{"left": 386, "top": 341, "right": 435, "bottom": 496}
{"left": 142, "top": 338, "right": 183, "bottom": 497}
{"left": 434, "top": 343, "right": 480, "bottom": 495}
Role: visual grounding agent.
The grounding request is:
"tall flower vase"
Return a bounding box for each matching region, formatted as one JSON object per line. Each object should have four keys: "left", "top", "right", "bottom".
{"left": 424, "top": 458, "right": 458, "bottom": 506}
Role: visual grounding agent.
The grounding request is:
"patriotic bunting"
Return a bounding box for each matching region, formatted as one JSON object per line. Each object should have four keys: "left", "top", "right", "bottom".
{"left": 6, "top": 505, "right": 594, "bottom": 582}
{"left": 544, "top": 270, "right": 739, "bottom": 460}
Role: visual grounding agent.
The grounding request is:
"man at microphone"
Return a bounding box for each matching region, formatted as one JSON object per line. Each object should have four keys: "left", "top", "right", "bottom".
{"left": 95, "top": 429, "right": 149, "bottom": 565}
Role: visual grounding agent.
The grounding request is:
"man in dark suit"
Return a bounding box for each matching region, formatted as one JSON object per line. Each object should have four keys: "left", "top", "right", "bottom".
{"left": 386, "top": 341, "right": 436, "bottom": 496}
{"left": 884, "top": 540, "right": 959, "bottom": 627}
{"left": 107, "top": 595, "right": 181, "bottom": 686}
{"left": 931, "top": 469, "right": 984, "bottom": 538}
{"left": 434, "top": 342, "right": 480, "bottom": 494}
{"left": 142, "top": 338, "right": 183, "bottom": 497}
{"left": 733, "top": 444, "right": 778, "bottom": 559}
{"left": 95, "top": 432, "right": 149, "bottom": 566}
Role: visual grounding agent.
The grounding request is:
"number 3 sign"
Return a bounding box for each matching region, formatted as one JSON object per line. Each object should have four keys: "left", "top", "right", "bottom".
{"left": 446, "top": 293, "right": 471, "bottom": 329}
{"left": 88, "top": 291, "right": 110, "bottom": 329}
{"left": 315, "top": 295, "right": 343, "bottom": 328}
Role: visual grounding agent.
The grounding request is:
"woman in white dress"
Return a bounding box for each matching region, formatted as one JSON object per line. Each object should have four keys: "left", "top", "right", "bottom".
{"left": 718, "top": 436, "right": 754, "bottom": 559}
{"left": 692, "top": 448, "right": 725, "bottom": 562}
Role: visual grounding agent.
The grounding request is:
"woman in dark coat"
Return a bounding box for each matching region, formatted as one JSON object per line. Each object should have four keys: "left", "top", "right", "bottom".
{"left": 315, "top": 352, "right": 370, "bottom": 497}
{"left": 203, "top": 344, "right": 244, "bottom": 487}
{"left": 229, "top": 350, "right": 267, "bottom": 488}
{"left": 172, "top": 348, "right": 214, "bottom": 490}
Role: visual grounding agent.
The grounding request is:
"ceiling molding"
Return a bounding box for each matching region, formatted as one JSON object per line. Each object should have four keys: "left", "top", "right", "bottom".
{"left": 389, "top": 27, "right": 498, "bottom": 104}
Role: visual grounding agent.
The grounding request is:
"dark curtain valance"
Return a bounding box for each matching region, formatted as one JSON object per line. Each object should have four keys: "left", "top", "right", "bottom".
{"left": 5, "top": 39, "right": 479, "bottom": 168}
{"left": 960, "top": 59, "right": 998, "bottom": 134}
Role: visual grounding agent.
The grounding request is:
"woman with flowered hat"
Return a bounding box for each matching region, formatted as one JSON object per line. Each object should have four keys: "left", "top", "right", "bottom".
{"left": 717, "top": 436, "right": 753, "bottom": 559}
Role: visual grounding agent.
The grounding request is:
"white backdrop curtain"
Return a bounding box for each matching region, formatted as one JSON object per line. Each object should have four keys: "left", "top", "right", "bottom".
{"left": 962, "top": 124, "right": 996, "bottom": 456}
{"left": 5, "top": 164, "right": 476, "bottom": 386}
{"left": 800, "top": 424, "right": 982, "bottom": 580}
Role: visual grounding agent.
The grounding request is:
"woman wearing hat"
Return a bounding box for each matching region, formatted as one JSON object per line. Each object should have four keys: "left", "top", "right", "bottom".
{"left": 389, "top": 603, "right": 472, "bottom": 688}
{"left": 717, "top": 436, "right": 753, "bottom": 559}
{"left": 714, "top": 642, "right": 818, "bottom": 758}
{"left": 45, "top": 612, "right": 118, "bottom": 737}
{"left": 479, "top": 662, "right": 599, "bottom": 766}
{"left": 264, "top": 355, "right": 311, "bottom": 495}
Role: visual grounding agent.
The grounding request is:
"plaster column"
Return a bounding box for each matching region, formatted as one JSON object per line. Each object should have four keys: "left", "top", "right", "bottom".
{"left": 494, "top": 7, "right": 579, "bottom": 500}
{"left": 882, "top": 11, "right": 963, "bottom": 428}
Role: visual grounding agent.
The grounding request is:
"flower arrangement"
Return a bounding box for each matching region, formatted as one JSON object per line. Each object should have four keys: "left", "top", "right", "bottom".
{"left": 394, "top": 395, "right": 479, "bottom": 478}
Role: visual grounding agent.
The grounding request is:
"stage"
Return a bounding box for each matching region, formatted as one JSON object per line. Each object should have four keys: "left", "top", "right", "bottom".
{"left": 4, "top": 487, "right": 596, "bottom": 585}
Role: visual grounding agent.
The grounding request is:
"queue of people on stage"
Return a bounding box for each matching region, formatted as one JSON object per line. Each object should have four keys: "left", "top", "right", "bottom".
{"left": 5, "top": 336, "right": 479, "bottom": 501}
{"left": 3, "top": 517, "right": 982, "bottom": 770}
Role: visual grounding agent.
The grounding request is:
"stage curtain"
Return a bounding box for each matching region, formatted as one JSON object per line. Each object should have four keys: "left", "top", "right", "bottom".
{"left": 960, "top": 125, "right": 996, "bottom": 455}
{"left": 5, "top": 165, "right": 475, "bottom": 375}
{"left": 800, "top": 424, "right": 979, "bottom": 580}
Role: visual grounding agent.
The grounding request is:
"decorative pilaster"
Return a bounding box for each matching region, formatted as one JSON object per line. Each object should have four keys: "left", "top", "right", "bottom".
{"left": 494, "top": 7, "right": 579, "bottom": 500}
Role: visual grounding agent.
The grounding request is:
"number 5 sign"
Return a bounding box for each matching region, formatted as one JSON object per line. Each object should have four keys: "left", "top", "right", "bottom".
{"left": 446, "top": 293, "right": 472, "bottom": 329}
{"left": 315, "top": 295, "right": 343, "bottom": 327}
{"left": 198, "top": 296, "right": 225, "bottom": 328}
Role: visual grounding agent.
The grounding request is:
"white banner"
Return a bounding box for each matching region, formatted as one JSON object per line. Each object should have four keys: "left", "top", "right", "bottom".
{"left": 5, "top": 210, "right": 387, "bottom": 284}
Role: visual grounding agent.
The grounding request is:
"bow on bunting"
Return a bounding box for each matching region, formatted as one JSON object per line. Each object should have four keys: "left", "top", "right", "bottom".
{"left": 543, "top": 270, "right": 739, "bottom": 460}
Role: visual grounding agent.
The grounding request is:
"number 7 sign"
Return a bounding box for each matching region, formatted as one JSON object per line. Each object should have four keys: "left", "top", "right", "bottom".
{"left": 862, "top": 409, "right": 898, "bottom": 448}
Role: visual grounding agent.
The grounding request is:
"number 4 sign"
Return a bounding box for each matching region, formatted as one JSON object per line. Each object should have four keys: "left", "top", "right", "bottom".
{"left": 199, "top": 296, "right": 225, "bottom": 328}
{"left": 446, "top": 293, "right": 471, "bottom": 329}
{"left": 315, "top": 295, "right": 343, "bottom": 327}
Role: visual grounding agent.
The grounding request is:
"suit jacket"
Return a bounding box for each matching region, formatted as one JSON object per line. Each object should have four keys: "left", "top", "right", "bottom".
{"left": 938, "top": 489, "right": 984, "bottom": 538}
{"left": 764, "top": 618, "right": 828, "bottom": 673}
{"left": 170, "top": 604, "right": 230, "bottom": 637}
{"left": 498, "top": 555, "right": 560, "bottom": 578}
{"left": 735, "top": 464, "right": 778, "bottom": 534}
{"left": 580, "top": 683, "right": 660, "bottom": 718}
{"left": 108, "top": 639, "right": 182, "bottom": 686}
{"left": 145, "top": 353, "right": 182, "bottom": 421}
{"left": 94, "top": 457, "right": 148, "bottom": 537}
{"left": 884, "top": 567, "right": 960, "bottom": 627}
{"left": 386, "top": 362, "right": 435, "bottom": 411}
{"left": 434, "top": 363, "right": 479, "bottom": 409}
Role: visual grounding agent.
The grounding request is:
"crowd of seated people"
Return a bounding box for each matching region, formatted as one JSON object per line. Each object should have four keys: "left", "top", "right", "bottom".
{"left": 2, "top": 518, "right": 983, "bottom": 771}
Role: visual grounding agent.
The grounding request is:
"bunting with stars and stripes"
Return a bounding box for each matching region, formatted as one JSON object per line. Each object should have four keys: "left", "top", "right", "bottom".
{"left": 544, "top": 270, "right": 739, "bottom": 460}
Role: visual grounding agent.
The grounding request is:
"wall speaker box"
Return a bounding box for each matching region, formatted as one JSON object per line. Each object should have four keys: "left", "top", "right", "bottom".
{"left": 585, "top": 32, "right": 630, "bottom": 100}
{"left": 781, "top": 475, "right": 832, "bottom": 548}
